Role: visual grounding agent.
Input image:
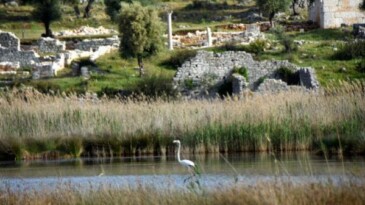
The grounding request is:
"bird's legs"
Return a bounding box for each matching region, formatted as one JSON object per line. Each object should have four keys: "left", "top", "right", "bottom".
{"left": 183, "top": 167, "right": 196, "bottom": 183}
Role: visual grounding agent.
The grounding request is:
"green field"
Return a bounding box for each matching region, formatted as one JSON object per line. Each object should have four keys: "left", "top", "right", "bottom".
{"left": 0, "top": 1, "right": 363, "bottom": 94}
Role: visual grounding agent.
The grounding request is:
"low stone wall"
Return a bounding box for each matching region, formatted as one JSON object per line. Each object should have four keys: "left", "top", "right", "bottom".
{"left": 32, "top": 54, "right": 65, "bottom": 79}
{"left": 0, "top": 30, "right": 20, "bottom": 50}
{"left": 38, "top": 37, "right": 66, "bottom": 53}
{"left": 75, "top": 35, "right": 120, "bottom": 51}
{"left": 174, "top": 51, "right": 319, "bottom": 98}
{"left": 0, "top": 47, "right": 39, "bottom": 67}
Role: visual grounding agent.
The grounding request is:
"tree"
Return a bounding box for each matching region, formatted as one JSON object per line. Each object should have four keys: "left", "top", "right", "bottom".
{"left": 256, "top": 0, "right": 291, "bottom": 27}
{"left": 104, "top": 0, "right": 124, "bottom": 21}
{"left": 84, "top": 0, "right": 95, "bottom": 18}
{"left": 104, "top": 0, "right": 154, "bottom": 22}
{"left": 118, "top": 3, "right": 164, "bottom": 77}
{"left": 291, "top": 0, "right": 306, "bottom": 16}
{"left": 360, "top": 0, "right": 365, "bottom": 10}
{"left": 32, "top": 0, "right": 62, "bottom": 37}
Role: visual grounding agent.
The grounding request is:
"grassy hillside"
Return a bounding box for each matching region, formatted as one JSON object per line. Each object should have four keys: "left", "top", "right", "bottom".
{"left": 0, "top": 0, "right": 364, "bottom": 95}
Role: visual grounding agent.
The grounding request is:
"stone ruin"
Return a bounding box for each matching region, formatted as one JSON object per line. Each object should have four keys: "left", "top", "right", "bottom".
{"left": 0, "top": 31, "right": 39, "bottom": 70}
{"left": 174, "top": 51, "right": 319, "bottom": 98}
{"left": 309, "top": 0, "right": 365, "bottom": 28}
{"left": 0, "top": 30, "right": 120, "bottom": 80}
{"left": 168, "top": 23, "right": 264, "bottom": 49}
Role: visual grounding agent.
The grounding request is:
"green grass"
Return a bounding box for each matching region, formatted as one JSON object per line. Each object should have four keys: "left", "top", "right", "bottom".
{"left": 24, "top": 50, "right": 176, "bottom": 94}
{"left": 0, "top": 3, "right": 115, "bottom": 40}
{"left": 256, "top": 29, "right": 365, "bottom": 87}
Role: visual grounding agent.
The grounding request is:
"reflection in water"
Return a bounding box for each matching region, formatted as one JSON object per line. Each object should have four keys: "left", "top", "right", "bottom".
{"left": 0, "top": 152, "right": 364, "bottom": 178}
{"left": 0, "top": 152, "right": 364, "bottom": 191}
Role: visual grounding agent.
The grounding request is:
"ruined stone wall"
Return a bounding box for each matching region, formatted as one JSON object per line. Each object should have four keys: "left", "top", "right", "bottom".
{"left": 298, "top": 68, "right": 319, "bottom": 89}
{"left": 38, "top": 37, "right": 66, "bottom": 53}
{"left": 0, "top": 47, "right": 39, "bottom": 67}
{"left": 309, "top": 0, "right": 365, "bottom": 28}
{"left": 0, "top": 31, "right": 20, "bottom": 50}
{"left": 174, "top": 51, "right": 319, "bottom": 98}
{"left": 75, "top": 36, "right": 120, "bottom": 51}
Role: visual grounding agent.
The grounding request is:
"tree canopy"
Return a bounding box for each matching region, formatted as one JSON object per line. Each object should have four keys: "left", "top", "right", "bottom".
{"left": 32, "top": 0, "right": 62, "bottom": 37}
{"left": 256, "top": 0, "right": 291, "bottom": 26}
{"left": 118, "top": 3, "right": 164, "bottom": 76}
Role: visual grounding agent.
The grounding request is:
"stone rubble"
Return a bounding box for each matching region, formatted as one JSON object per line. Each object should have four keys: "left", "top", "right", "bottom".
{"left": 54, "top": 26, "right": 118, "bottom": 37}
{"left": 169, "top": 23, "right": 264, "bottom": 48}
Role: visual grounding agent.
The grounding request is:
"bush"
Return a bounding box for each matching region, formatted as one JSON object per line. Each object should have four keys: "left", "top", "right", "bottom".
{"left": 233, "top": 66, "right": 249, "bottom": 81}
{"left": 162, "top": 50, "right": 197, "bottom": 69}
{"left": 186, "top": 0, "right": 229, "bottom": 10}
{"left": 271, "top": 26, "right": 297, "bottom": 53}
{"left": 133, "top": 75, "right": 178, "bottom": 99}
{"left": 220, "top": 41, "right": 244, "bottom": 51}
{"left": 333, "top": 40, "right": 365, "bottom": 60}
{"left": 357, "top": 59, "right": 365, "bottom": 73}
{"left": 276, "top": 67, "right": 300, "bottom": 85}
{"left": 245, "top": 39, "right": 267, "bottom": 55}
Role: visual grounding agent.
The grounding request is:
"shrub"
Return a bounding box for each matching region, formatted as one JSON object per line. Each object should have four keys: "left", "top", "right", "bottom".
{"left": 133, "top": 75, "right": 178, "bottom": 99}
{"left": 162, "top": 50, "right": 197, "bottom": 69}
{"left": 184, "top": 79, "right": 195, "bottom": 90}
{"left": 276, "top": 67, "right": 300, "bottom": 85}
{"left": 221, "top": 41, "right": 243, "bottom": 51}
{"left": 186, "top": 0, "right": 229, "bottom": 10}
{"left": 357, "top": 59, "right": 365, "bottom": 73}
{"left": 271, "top": 26, "right": 297, "bottom": 53}
{"left": 233, "top": 66, "right": 249, "bottom": 81}
{"left": 333, "top": 40, "right": 365, "bottom": 60}
{"left": 245, "top": 39, "right": 267, "bottom": 55}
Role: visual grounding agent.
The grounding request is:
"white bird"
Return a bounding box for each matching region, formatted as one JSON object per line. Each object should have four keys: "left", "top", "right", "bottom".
{"left": 173, "top": 140, "right": 196, "bottom": 174}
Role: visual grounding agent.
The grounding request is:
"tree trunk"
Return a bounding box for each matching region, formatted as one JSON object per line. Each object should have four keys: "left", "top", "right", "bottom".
{"left": 269, "top": 12, "right": 275, "bottom": 28}
{"left": 74, "top": 5, "right": 81, "bottom": 18}
{"left": 292, "top": 2, "right": 298, "bottom": 16}
{"left": 44, "top": 21, "right": 53, "bottom": 38}
{"left": 83, "top": 0, "right": 95, "bottom": 18}
{"left": 137, "top": 54, "right": 144, "bottom": 77}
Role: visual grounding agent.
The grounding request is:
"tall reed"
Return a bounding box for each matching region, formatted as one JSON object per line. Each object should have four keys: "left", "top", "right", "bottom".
{"left": 0, "top": 81, "right": 364, "bottom": 160}
{"left": 1, "top": 180, "right": 364, "bottom": 205}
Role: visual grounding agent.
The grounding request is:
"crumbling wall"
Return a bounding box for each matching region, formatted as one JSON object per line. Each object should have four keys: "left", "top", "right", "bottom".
{"left": 174, "top": 51, "right": 319, "bottom": 98}
{"left": 0, "top": 30, "right": 20, "bottom": 50}
{"left": 309, "top": 0, "right": 365, "bottom": 28}
{"left": 75, "top": 35, "right": 120, "bottom": 51}
{"left": 38, "top": 37, "right": 66, "bottom": 53}
{"left": 0, "top": 47, "right": 39, "bottom": 67}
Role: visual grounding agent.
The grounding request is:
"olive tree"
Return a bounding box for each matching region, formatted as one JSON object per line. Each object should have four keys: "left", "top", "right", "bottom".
{"left": 118, "top": 3, "right": 164, "bottom": 77}
{"left": 104, "top": 0, "right": 155, "bottom": 22}
{"left": 32, "top": 0, "right": 62, "bottom": 37}
{"left": 256, "top": 0, "right": 291, "bottom": 27}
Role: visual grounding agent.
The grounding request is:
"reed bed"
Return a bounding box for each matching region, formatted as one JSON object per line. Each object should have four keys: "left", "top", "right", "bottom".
{"left": 0, "top": 81, "right": 364, "bottom": 160}
{"left": 1, "top": 180, "right": 365, "bottom": 205}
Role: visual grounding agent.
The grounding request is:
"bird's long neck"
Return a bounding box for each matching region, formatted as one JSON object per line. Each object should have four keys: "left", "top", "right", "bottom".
{"left": 176, "top": 143, "right": 181, "bottom": 163}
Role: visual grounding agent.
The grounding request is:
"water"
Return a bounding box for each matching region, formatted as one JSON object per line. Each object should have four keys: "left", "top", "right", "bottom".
{"left": 0, "top": 152, "right": 364, "bottom": 192}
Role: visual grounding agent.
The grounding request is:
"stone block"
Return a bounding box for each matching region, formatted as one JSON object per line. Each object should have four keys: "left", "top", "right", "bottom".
{"left": 0, "top": 30, "right": 20, "bottom": 51}
{"left": 38, "top": 37, "right": 66, "bottom": 53}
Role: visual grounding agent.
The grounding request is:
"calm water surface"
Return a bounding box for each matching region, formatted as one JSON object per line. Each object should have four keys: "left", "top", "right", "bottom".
{"left": 0, "top": 152, "right": 364, "bottom": 191}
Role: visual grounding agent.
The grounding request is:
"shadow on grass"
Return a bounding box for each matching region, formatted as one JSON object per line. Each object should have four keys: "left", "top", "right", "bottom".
{"left": 0, "top": 8, "right": 32, "bottom": 23}
{"left": 292, "top": 29, "right": 353, "bottom": 41}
